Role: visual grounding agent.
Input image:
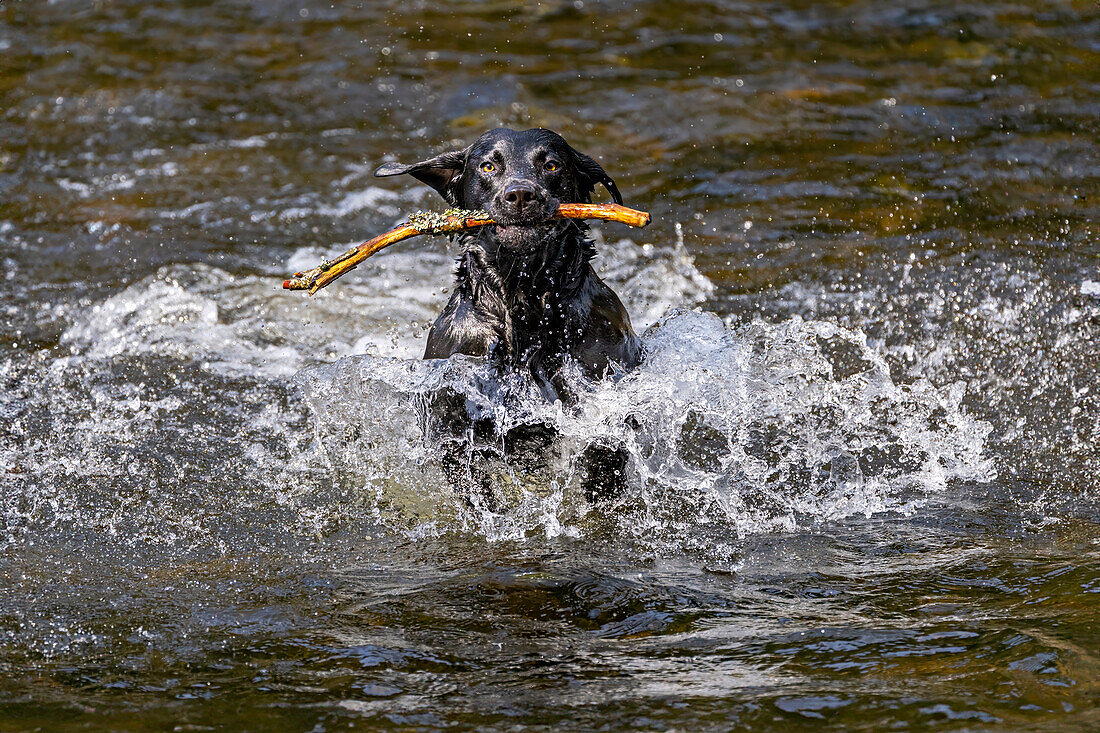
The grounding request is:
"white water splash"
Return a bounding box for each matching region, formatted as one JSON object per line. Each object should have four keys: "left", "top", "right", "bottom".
{"left": 3, "top": 231, "right": 717, "bottom": 552}
{"left": 299, "top": 310, "right": 994, "bottom": 546}
{"left": 14, "top": 225, "right": 997, "bottom": 555}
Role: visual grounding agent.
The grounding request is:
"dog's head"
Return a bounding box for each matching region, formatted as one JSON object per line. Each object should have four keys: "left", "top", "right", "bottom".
{"left": 375, "top": 128, "right": 622, "bottom": 249}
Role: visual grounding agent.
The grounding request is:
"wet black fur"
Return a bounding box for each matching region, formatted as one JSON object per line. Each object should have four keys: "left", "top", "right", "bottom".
{"left": 375, "top": 128, "right": 640, "bottom": 503}
{"left": 376, "top": 127, "right": 641, "bottom": 393}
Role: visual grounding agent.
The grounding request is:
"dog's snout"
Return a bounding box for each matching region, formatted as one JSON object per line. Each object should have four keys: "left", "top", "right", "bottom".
{"left": 503, "top": 181, "right": 539, "bottom": 211}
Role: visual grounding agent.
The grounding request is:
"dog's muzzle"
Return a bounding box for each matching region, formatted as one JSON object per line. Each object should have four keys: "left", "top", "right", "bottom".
{"left": 494, "top": 179, "right": 557, "bottom": 224}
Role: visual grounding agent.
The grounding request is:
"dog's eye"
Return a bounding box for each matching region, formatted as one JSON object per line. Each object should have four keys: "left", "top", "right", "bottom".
{"left": 480, "top": 162, "right": 496, "bottom": 173}
{"left": 544, "top": 160, "right": 559, "bottom": 172}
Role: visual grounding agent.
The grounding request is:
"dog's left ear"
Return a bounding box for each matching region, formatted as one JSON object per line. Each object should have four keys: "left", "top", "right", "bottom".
{"left": 374, "top": 148, "right": 468, "bottom": 205}
{"left": 569, "top": 148, "right": 623, "bottom": 205}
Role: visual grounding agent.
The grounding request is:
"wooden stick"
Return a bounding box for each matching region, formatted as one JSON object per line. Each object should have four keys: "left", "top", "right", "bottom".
{"left": 283, "top": 203, "right": 651, "bottom": 295}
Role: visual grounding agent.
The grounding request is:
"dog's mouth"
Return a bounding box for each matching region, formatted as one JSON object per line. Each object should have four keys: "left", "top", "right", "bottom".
{"left": 493, "top": 221, "right": 545, "bottom": 231}
{"left": 491, "top": 216, "right": 562, "bottom": 239}
{"left": 490, "top": 197, "right": 560, "bottom": 231}
{"left": 488, "top": 217, "right": 562, "bottom": 249}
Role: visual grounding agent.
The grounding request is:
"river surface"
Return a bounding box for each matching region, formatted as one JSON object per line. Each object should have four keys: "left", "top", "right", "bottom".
{"left": 2, "top": 0, "right": 1098, "bottom": 730}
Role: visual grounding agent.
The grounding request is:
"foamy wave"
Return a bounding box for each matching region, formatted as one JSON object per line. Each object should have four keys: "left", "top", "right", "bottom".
{"left": 298, "top": 310, "right": 994, "bottom": 546}
{"left": 37, "top": 233, "right": 949, "bottom": 555}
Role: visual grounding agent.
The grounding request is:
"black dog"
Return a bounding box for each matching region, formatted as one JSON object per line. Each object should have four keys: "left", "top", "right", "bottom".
{"left": 375, "top": 128, "right": 640, "bottom": 503}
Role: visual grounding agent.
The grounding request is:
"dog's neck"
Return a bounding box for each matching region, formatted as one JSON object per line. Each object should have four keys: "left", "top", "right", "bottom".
{"left": 456, "top": 221, "right": 594, "bottom": 311}
{"left": 453, "top": 222, "right": 596, "bottom": 379}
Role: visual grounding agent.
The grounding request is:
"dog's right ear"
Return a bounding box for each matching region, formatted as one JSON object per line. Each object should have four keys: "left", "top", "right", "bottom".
{"left": 374, "top": 149, "right": 468, "bottom": 205}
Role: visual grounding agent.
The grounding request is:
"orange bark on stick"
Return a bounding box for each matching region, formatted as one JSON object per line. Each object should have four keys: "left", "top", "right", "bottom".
{"left": 282, "top": 203, "right": 651, "bottom": 295}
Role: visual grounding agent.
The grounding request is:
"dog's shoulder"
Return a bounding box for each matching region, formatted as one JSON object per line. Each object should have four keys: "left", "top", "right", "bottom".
{"left": 424, "top": 288, "right": 500, "bottom": 360}
{"left": 567, "top": 265, "right": 641, "bottom": 373}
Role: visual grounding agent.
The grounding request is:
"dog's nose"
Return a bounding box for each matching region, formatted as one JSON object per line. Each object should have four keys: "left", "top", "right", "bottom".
{"left": 503, "top": 182, "right": 538, "bottom": 211}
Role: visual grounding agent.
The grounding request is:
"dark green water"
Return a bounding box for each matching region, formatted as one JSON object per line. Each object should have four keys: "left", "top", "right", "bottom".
{"left": 2, "top": 0, "right": 1098, "bottom": 730}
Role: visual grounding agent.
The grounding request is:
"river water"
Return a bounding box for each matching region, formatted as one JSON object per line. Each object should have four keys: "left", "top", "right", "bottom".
{"left": 2, "top": 0, "right": 1098, "bottom": 729}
